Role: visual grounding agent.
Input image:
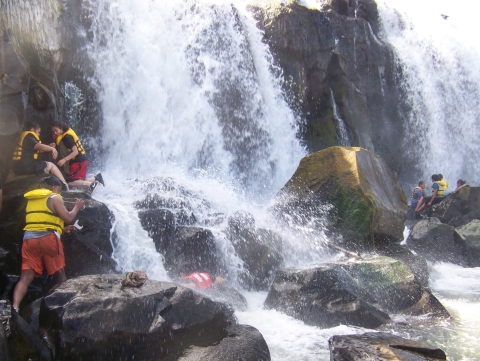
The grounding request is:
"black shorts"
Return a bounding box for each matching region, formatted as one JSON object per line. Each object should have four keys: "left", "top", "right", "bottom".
{"left": 12, "top": 160, "right": 48, "bottom": 175}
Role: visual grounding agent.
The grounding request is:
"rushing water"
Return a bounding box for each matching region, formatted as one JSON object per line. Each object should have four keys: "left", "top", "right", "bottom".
{"left": 78, "top": 0, "right": 480, "bottom": 359}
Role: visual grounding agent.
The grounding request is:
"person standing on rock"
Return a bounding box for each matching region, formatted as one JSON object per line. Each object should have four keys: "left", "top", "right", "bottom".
{"left": 11, "top": 176, "right": 84, "bottom": 313}
{"left": 50, "top": 121, "right": 105, "bottom": 195}
{"left": 409, "top": 180, "right": 426, "bottom": 219}
{"left": 11, "top": 122, "right": 69, "bottom": 190}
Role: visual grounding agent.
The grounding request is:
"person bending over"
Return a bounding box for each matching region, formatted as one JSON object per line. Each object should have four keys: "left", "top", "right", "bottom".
{"left": 11, "top": 122, "right": 69, "bottom": 190}
{"left": 12, "top": 176, "right": 84, "bottom": 312}
{"left": 51, "top": 121, "right": 105, "bottom": 194}
{"left": 409, "top": 180, "right": 425, "bottom": 219}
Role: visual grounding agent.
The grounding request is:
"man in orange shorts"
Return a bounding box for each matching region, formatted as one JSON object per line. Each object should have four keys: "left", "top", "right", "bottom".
{"left": 12, "top": 176, "right": 84, "bottom": 313}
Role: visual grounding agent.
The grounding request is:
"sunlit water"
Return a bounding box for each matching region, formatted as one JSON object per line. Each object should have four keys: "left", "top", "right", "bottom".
{"left": 77, "top": 0, "right": 480, "bottom": 359}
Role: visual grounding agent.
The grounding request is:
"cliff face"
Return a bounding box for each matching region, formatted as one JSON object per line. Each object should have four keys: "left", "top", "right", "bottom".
{"left": 249, "top": 0, "right": 405, "bottom": 174}
{"left": 0, "top": 0, "right": 406, "bottom": 177}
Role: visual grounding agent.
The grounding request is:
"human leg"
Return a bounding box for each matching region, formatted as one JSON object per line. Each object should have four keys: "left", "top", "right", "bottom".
{"left": 12, "top": 269, "right": 35, "bottom": 309}
{"left": 45, "top": 162, "right": 67, "bottom": 184}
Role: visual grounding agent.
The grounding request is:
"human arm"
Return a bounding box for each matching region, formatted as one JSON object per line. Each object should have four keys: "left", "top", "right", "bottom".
{"left": 57, "top": 145, "right": 78, "bottom": 167}
{"left": 34, "top": 142, "right": 58, "bottom": 160}
{"left": 50, "top": 196, "right": 85, "bottom": 224}
{"left": 428, "top": 189, "right": 437, "bottom": 206}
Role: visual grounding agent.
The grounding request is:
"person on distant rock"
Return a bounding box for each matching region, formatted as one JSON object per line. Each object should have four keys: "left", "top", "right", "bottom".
{"left": 11, "top": 122, "right": 69, "bottom": 190}
{"left": 416, "top": 174, "right": 445, "bottom": 212}
{"left": 408, "top": 180, "right": 425, "bottom": 219}
{"left": 11, "top": 176, "right": 84, "bottom": 313}
{"left": 438, "top": 174, "right": 449, "bottom": 196}
{"left": 452, "top": 179, "right": 467, "bottom": 194}
{"left": 180, "top": 272, "right": 225, "bottom": 290}
{"left": 50, "top": 121, "right": 105, "bottom": 195}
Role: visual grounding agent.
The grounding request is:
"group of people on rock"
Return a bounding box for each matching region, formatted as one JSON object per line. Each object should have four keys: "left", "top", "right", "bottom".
{"left": 409, "top": 173, "right": 467, "bottom": 220}
{"left": 6, "top": 121, "right": 106, "bottom": 313}
{"left": 10, "top": 121, "right": 105, "bottom": 194}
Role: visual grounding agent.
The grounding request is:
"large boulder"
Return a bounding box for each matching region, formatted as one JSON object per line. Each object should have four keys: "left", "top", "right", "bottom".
{"left": 329, "top": 332, "right": 446, "bottom": 361}
{"left": 264, "top": 257, "right": 448, "bottom": 329}
{"left": 26, "top": 274, "right": 270, "bottom": 360}
{"left": 276, "top": 147, "right": 407, "bottom": 250}
{"left": 227, "top": 211, "right": 284, "bottom": 291}
{"left": 407, "top": 218, "right": 465, "bottom": 265}
{"left": 264, "top": 265, "right": 391, "bottom": 329}
{"left": 454, "top": 220, "right": 480, "bottom": 268}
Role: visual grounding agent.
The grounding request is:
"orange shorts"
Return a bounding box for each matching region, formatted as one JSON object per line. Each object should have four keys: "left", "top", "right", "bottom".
{"left": 21, "top": 233, "right": 65, "bottom": 277}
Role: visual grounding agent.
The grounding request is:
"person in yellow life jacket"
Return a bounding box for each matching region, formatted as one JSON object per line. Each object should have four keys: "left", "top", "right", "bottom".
{"left": 416, "top": 174, "right": 445, "bottom": 212}
{"left": 11, "top": 176, "right": 84, "bottom": 313}
{"left": 51, "top": 121, "right": 105, "bottom": 195}
{"left": 438, "top": 174, "right": 449, "bottom": 196}
{"left": 11, "top": 122, "right": 69, "bottom": 190}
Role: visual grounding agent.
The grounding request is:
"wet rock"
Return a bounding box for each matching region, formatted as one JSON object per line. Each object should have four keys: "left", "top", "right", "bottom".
{"left": 227, "top": 211, "right": 284, "bottom": 291}
{"left": 164, "top": 226, "right": 221, "bottom": 278}
{"left": 138, "top": 208, "right": 176, "bottom": 253}
{"left": 276, "top": 147, "right": 407, "bottom": 250}
{"left": 264, "top": 265, "right": 391, "bottom": 329}
{"left": 454, "top": 220, "right": 480, "bottom": 267}
{"left": 204, "top": 282, "right": 248, "bottom": 312}
{"left": 329, "top": 332, "right": 446, "bottom": 360}
{"left": 36, "top": 274, "right": 258, "bottom": 361}
{"left": 178, "top": 324, "right": 270, "bottom": 361}
{"left": 407, "top": 218, "right": 465, "bottom": 265}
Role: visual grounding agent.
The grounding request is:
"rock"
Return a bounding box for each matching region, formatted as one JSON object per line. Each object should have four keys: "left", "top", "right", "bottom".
{"left": 339, "top": 256, "right": 448, "bottom": 317}
{"left": 35, "top": 274, "right": 264, "bottom": 361}
{"left": 137, "top": 208, "right": 176, "bottom": 253}
{"left": 264, "top": 266, "right": 391, "bottom": 329}
{"left": 178, "top": 324, "right": 270, "bottom": 361}
{"left": 454, "top": 220, "right": 480, "bottom": 267}
{"left": 407, "top": 218, "right": 466, "bottom": 265}
{"left": 329, "top": 332, "right": 446, "bottom": 360}
{"left": 248, "top": 2, "right": 405, "bottom": 174}
{"left": 276, "top": 147, "right": 407, "bottom": 250}
{"left": 164, "top": 226, "right": 221, "bottom": 278}
{"left": 227, "top": 211, "right": 284, "bottom": 291}
{"left": 203, "top": 283, "right": 248, "bottom": 312}
{"left": 61, "top": 192, "right": 117, "bottom": 278}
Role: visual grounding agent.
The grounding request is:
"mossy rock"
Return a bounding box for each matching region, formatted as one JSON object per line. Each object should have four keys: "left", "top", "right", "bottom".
{"left": 276, "top": 146, "right": 407, "bottom": 249}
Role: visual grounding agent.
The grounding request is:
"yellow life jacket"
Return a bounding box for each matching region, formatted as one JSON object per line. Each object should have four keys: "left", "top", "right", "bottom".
{"left": 438, "top": 179, "right": 449, "bottom": 194}
{"left": 24, "top": 189, "right": 64, "bottom": 235}
{"left": 432, "top": 181, "right": 445, "bottom": 197}
{"left": 12, "top": 131, "right": 40, "bottom": 161}
{"left": 55, "top": 128, "right": 86, "bottom": 157}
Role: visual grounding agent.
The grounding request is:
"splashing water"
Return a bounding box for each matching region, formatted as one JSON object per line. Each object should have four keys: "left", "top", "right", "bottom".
{"left": 377, "top": 0, "right": 480, "bottom": 186}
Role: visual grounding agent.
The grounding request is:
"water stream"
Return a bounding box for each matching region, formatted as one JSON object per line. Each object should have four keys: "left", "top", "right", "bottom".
{"left": 81, "top": 0, "right": 480, "bottom": 359}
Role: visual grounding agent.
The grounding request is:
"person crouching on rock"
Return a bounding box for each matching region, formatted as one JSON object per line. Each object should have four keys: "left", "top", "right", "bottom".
{"left": 12, "top": 176, "right": 84, "bottom": 313}
{"left": 181, "top": 272, "right": 225, "bottom": 290}
{"left": 416, "top": 174, "right": 445, "bottom": 212}
{"left": 50, "top": 121, "right": 105, "bottom": 195}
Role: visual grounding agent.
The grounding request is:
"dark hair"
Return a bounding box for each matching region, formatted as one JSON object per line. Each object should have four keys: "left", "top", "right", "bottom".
{"left": 25, "top": 121, "right": 40, "bottom": 131}
{"left": 38, "top": 176, "right": 63, "bottom": 188}
{"left": 431, "top": 174, "right": 440, "bottom": 181}
{"left": 457, "top": 179, "right": 466, "bottom": 186}
{"left": 418, "top": 180, "right": 425, "bottom": 186}
{"left": 51, "top": 121, "right": 70, "bottom": 132}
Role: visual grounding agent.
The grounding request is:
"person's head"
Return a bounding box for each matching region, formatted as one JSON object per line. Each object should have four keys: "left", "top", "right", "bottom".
{"left": 25, "top": 121, "right": 41, "bottom": 136}
{"left": 38, "top": 176, "right": 63, "bottom": 193}
{"left": 418, "top": 181, "right": 426, "bottom": 189}
{"left": 457, "top": 179, "right": 466, "bottom": 187}
{"left": 431, "top": 174, "right": 440, "bottom": 182}
{"left": 438, "top": 174, "right": 444, "bottom": 180}
{"left": 51, "top": 121, "right": 70, "bottom": 138}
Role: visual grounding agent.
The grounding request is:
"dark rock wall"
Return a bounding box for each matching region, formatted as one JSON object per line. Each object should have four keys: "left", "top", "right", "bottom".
{"left": 249, "top": 0, "right": 405, "bottom": 175}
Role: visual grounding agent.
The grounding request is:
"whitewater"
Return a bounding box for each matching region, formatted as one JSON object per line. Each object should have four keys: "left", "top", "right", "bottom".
{"left": 76, "top": 0, "right": 480, "bottom": 359}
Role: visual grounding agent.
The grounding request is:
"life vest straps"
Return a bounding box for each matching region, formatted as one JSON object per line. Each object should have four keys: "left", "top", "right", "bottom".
{"left": 12, "top": 131, "right": 40, "bottom": 161}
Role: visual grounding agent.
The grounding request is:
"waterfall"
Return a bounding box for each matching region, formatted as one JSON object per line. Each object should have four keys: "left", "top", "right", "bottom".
{"left": 330, "top": 89, "right": 351, "bottom": 147}
{"left": 85, "top": 0, "right": 305, "bottom": 194}
{"left": 377, "top": 0, "right": 480, "bottom": 187}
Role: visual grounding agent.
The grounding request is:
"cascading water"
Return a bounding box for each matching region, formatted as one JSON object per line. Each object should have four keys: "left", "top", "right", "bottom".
{"left": 78, "top": 0, "right": 480, "bottom": 359}
{"left": 377, "top": 0, "right": 480, "bottom": 187}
